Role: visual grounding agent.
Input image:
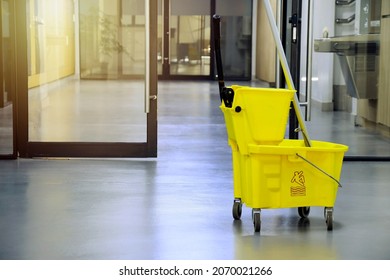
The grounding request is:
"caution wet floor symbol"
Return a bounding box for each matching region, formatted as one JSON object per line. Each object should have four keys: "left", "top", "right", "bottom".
{"left": 290, "top": 171, "right": 306, "bottom": 196}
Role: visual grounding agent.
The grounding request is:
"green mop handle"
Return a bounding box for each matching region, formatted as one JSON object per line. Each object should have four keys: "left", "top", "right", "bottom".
{"left": 262, "top": 0, "right": 312, "bottom": 147}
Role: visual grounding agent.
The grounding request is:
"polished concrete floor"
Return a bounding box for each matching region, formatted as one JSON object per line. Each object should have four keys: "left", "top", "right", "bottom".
{"left": 1, "top": 80, "right": 390, "bottom": 260}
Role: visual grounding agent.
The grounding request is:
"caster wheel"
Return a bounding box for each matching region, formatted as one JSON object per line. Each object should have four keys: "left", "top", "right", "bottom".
{"left": 298, "top": 207, "right": 310, "bottom": 218}
{"left": 324, "top": 207, "right": 333, "bottom": 231}
{"left": 253, "top": 211, "right": 261, "bottom": 232}
{"left": 232, "top": 200, "right": 242, "bottom": 220}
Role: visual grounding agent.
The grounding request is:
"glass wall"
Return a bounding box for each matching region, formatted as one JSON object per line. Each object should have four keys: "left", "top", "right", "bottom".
{"left": 28, "top": 0, "right": 148, "bottom": 143}
{"left": 79, "top": 0, "right": 147, "bottom": 79}
{"left": 120, "top": 0, "right": 147, "bottom": 77}
{"left": 157, "top": 0, "right": 211, "bottom": 78}
{"left": 169, "top": 0, "right": 210, "bottom": 76}
{"left": 0, "top": 0, "right": 15, "bottom": 157}
{"left": 157, "top": 0, "right": 253, "bottom": 80}
{"left": 216, "top": 0, "right": 252, "bottom": 80}
{"left": 27, "top": 0, "right": 75, "bottom": 87}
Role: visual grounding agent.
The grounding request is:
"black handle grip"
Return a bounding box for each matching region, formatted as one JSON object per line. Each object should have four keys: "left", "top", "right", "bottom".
{"left": 212, "top": 14, "right": 225, "bottom": 101}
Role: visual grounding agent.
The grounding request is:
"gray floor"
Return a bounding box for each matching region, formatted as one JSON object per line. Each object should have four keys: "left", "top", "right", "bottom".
{"left": 1, "top": 80, "right": 390, "bottom": 260}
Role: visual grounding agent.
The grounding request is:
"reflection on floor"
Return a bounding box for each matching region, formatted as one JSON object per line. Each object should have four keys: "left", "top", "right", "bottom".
{"left": 0, "top": 80, "right": 390, "bottom": 260}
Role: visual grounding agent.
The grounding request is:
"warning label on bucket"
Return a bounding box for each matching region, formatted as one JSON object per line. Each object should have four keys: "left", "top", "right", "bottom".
{"left": 290, "top": 171, "right": 306, "bottom": 196}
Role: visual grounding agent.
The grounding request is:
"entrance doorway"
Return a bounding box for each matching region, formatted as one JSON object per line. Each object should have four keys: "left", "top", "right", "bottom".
{"left": 14, "top": 0, "right": 158, "bottom": 158}
{"left": 159, "top": 0, "right": 253, "bottom": 80}
{"left": 159, "top": 0, "right": 211, "bottom": 79}
{"left": 3, "top": 0, "right": 252, "bottom": 159}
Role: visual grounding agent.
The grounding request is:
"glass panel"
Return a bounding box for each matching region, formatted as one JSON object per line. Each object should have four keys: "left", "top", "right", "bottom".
{"left": 79, "top": 0, "right": 125, "bottom": 79}
{"left": 216, "top": 0, "right": 252, "bottom": 80}
{"left": 170, "top": 0, "right": 210, "bottom": 76}
{"left": 28, "top": 0, "right": 147, "bottom": 143}
{"left": 120, "top": 0, "right": 145, "bottom": 76}
{"left": 0, "top": 0, "right": 14, "bottom": 156}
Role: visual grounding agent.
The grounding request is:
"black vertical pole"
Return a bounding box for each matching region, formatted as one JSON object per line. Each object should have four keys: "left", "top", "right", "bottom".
{"left": 289, "top": 0, "right": 302, "bottom": 140}
{"left": 279, "top": 0, "right": 287, "bottom": 89}
{"left": 280, "top": 0, "right": 302, "bottom": 140}
{"left": 210, "top": 0, "right": 216, "bottom": 80}
{"left": 213, "top": 15, "right": 225, "bottom": 100}
{"left": 162, "top": 0, "right": 170, "bottom": 78}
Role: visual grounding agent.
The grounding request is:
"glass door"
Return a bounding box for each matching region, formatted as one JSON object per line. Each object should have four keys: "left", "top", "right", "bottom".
{"left": 15, "top": 0, "right": 158, "bottom": 158}
{"left": 0, "top": 0, "right": 16, "bottom": 159}
{"left": 160, "top": 0, "right": 211, "bottom": 79}
{"left": 215, "top": 0, "right": 252, "bottom": 80}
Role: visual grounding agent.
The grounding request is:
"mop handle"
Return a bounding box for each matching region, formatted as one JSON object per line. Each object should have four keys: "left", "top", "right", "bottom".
{"left": 262, "top": 0, "right": 312, "bottom": 147}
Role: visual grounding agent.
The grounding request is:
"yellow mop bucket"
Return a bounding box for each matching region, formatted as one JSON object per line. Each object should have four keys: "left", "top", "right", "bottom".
{"left": 220, "top": 86, "right": 295, "bottom": 154}
{"left": 231, "top": 139, "right": 348, "bottom": 231}
{"left": 233, "top": 140, "right": 348, "bottom": 209}
{"left": 213, "top": 11, "right": 348, "bottom": 232}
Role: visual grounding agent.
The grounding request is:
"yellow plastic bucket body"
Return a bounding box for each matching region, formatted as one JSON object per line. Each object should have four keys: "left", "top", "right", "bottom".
{"left": 220, "top": 86, "right": 295, "bottom": 154}
{"left": 232, "top": 140, "right": 348, "bottom": 209}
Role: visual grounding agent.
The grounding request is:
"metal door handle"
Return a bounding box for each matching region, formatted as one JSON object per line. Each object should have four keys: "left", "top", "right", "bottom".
{"left": 333, "top": 42, "right": 351, "bottom": 51}
{"left": 336, "top": 0, "right": 355, "bottom": 5}
{"left": 336, "top": 14, "right": 355, "bottom": 24}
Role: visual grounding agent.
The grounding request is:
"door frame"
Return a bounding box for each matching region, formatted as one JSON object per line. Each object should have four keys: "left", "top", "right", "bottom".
{"left": 15, "top": 0, "right": 158, "bottom": 158}
{"left": 159, "top": 0, "right": 216, "bottom": 80}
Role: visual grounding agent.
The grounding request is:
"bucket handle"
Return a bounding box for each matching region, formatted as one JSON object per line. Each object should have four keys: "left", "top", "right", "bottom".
{"left": 296, "top": 153, "right": 343, "bottom": 188}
